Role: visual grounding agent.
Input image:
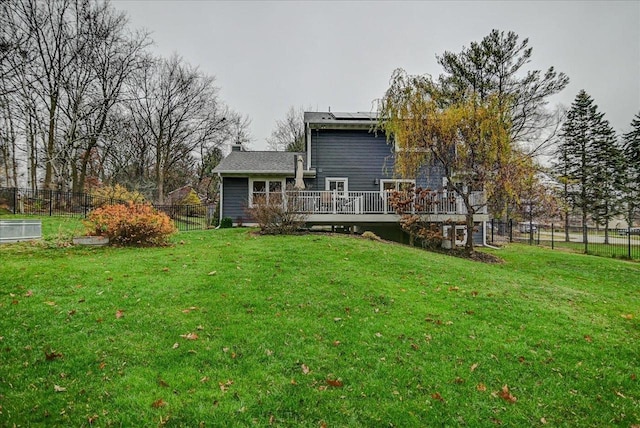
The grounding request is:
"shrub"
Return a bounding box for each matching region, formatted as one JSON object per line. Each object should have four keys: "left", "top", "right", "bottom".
{"left": 84, "top": 202, "right": 176, "bottom": 246}
{"left": 91, "top": 184, "right": 146, "bottom": 207}
{"left": 220, "top": 217, "right": 233, "bottom": 228}
{"left": 246, "top": 186, "right": 308, "bottom": 234}
{"left": 178, "top": 189, "right": 202, "bottom": 205}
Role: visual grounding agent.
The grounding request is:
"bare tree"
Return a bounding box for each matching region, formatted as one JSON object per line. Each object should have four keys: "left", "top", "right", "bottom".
{"left": 127, "top": 55, "right": 229, "bottom": 203}
{"left": 266, "top": 105, "right": 306, "bottom": 152}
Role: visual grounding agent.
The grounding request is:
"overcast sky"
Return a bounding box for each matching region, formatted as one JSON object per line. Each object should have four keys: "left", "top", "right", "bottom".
{"left": 113, "top": 0, "right": 639, "bottom": 151}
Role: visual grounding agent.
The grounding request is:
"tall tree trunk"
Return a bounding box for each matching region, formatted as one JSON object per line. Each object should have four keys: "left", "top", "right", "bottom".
{"left": 44, "top": 94, "right": 58, "bottom": 190}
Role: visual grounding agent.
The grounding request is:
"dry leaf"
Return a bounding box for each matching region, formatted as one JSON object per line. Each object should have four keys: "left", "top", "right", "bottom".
{"left": 614, "top": 390, "right": 627, "bottom": 399}
{"left": 333, "top": 341, "right": 341, "bottom": 347}
{"left": 115, "top": 310, "right": 124, "bottom": 319}
{"left": 180, "top": 333, "right": 198, "bottom": 340}
{"left": 470, "top": 363, "right": 479, "bottom": 372}
{"left": 540, "top": 417, "right": 547, "bottom": 424}
{"left": 621, "top": 314, "right": 634, "bottom": 319}
{"left": 44, "top": 301, "right": 56, "bottom": 306}
{"left": 208, "top": 271, "right": 217, "bottom": 276}
{"left": 151, "top": 398, "right": 167, "bottom": 408}
{"left": 584, "top": 335, "right": 593, "bottom": 343}
{"left": 99, "top": 362, "right": 106, "bottom": 370}
{"left": 200, "top": 376, "right": 209, "bottom": 383}
{"left": 477, "top": 383, "right": 487, "bottom": 392}
{"left": 301, "top": 364, "right": 310, "bottom": 375}
{"left": 158, "top": 379, "right": 169, "bottom": 388}
{"left": 499, "top": 385, "right": 517, "bottom": 403}
{"left": 219, "top": 380, "right": 233, "bottom": 392}
{"left": 172, "top": 342, "right": 179, "bottom": 349}
{"left": 45, "top": 349, "right": 63, "bottom": 361}
{"left": 54, "top": 384, "right": 66, "bottom": 392}
{"left": 327, "top": 379, "right": 343, "bottom": 387}
{"left": 161, "top": 267, "right": 170, "bottom": 272}
{"left": 431, "top": 392, "right": 444, "bottom": 402}
{"left": 25, "top": 290, "right": 33, "bottom": 297}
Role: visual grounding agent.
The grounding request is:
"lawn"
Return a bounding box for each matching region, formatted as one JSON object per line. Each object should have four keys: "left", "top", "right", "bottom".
{"left": 0, "top": 217, "right": 638, "bottom": 427}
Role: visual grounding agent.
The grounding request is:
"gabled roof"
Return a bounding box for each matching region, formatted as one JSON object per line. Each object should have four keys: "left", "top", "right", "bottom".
{"left": 212, "top": 151, "right": 307, "bottom": 175}
{"left": 304, "top": 111, "right": 378, "bottom": 129}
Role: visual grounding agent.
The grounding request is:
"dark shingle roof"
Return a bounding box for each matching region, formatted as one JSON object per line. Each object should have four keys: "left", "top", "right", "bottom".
{"left": 212, "top": 151, "right": 305, "bottom": 175}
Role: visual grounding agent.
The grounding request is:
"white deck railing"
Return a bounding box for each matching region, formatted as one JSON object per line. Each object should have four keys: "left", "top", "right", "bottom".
{"left": 285, "top": 190, "right": 486, "bottom": 216}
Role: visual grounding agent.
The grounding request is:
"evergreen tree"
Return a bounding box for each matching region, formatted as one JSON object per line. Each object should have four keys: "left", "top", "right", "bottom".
{"left": 622, "top": 112, "right": 640, "bottom": 226}
{"left": 555, "top": 90, "right": 603, "bottom": 242}
{"left": 589, "top": 118, "right": 623, "bottom": 243}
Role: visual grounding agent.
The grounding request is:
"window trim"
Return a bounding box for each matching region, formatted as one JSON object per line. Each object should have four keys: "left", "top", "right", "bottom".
{"left": 325, "top": 177, "right": 349, "bottom": 194}
{"left": 380, "top": 179, "right": 415, "bottom": 193}
{"left": 248, "top": 177, "right": 285, "bottom": 207}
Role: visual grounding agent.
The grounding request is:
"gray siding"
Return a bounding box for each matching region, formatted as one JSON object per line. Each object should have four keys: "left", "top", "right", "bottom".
{"left": 222, "top": 177, "right": 249, "bottom": 224}
{"left": 310, "top": 129, "right": 395, "bottom": 191}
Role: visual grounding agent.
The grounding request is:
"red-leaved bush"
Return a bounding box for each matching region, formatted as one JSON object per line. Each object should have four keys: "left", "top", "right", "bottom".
{"left": 84, "top": 202, "right": 176, "bottom": 246}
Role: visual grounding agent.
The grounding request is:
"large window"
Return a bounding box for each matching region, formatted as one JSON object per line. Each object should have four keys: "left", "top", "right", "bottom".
{"left": 249, "top": 178, "right": 284, "bottom": 206}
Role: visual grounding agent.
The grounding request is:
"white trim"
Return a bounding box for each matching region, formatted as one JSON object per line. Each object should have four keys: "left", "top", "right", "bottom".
{"left": 325, "top": 177, "right": 349, "bottom": 193}
{"left": 380, "top": 179, "right": 415, "bottom": 192}
{"left": 248, "top": 177, "right": 285, "bottom": 207}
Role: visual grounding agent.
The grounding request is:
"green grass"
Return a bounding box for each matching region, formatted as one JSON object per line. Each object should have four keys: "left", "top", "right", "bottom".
{"left": 1, "top": 218, "right": 639, "bottom": 427}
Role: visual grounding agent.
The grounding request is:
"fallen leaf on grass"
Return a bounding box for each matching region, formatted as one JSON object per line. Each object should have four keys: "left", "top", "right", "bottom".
{"left": 219, "top": 380, "right": 233, "bottom": 392}
{"left": 44, "top": 301, "right": 56, "bottom": 306}
{"left": 158, "top": 379, "right": 169, "bottom": 388}
{"left": 326, "top": 379, "right": 343, "bottom": 387}
{"left": 614, "top": 390, "right": 627, "bottom": 399}
{"left": 470, "top": 363, "right": 479, "bottom": 372}
{"left": 45, "top": 349, "right": 63, "bottom": 361}
{"left": 207, "top": 271, "right": 217, "bottom": 276}
{"left": 301, "top": 364, "right": 310, "bottom": 375}
{"left": 161, "top": 267, "right": 170, "bottom": 272}
{"left": 115, "top": 310, "right": 124, "bottom": 319}
{"left": 151, "top": 398, "right": 167, "bottom": 408}
{"left": 25, "top": 290, "right": 33, "bottom": 297}
{"left": 584, "top": 335, "right": 593, "bottom": 343}
{"left": 499, "top": 385, "right": 517, "bottom": 403}
{"left": 181, "top": 307, "right": 197, "bottom": 314}
{"left": 200, "top": 376, "right": 209, "bottom": 383}
{"left": 180, "top": 333, "right": 198, "bottom": 340}
{"left": 621, "top": 314, "right": 634, "bottom": 319}
{"left": 172, "top": 343, "right": 179, "bottom": 349}
{"left": 477, "top": 383, "right": 487, "bottom": 392}
{"left": 54, "top": 384, "right": 66, "bottom": 392}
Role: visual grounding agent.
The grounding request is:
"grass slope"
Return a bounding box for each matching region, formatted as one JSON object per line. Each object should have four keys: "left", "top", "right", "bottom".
{"left": 0, "top": 221, "right": 638, "bottom": 427}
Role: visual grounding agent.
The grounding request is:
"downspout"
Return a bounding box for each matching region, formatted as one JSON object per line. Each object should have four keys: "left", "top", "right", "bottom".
{"left": 482, "top": 220, "right": 500, "bottom": 250}
{"left": 215, "top": 173, "right": 223, "bottom": 229}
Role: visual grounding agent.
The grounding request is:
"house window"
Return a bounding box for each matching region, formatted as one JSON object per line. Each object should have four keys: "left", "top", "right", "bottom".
{"left": 381, "top": 179, "right": 415, "bottom": 192}
{"left": 325, "top": 177, "right": 348, "bottom": 195}
{"left": 249, "top": 178, "right": 284, "bottom": 206}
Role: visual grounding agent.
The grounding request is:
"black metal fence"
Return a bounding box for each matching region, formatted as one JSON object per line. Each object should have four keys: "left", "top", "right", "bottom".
{"left": 489, "top": 219, "right": 640, "bottom": 260}
{"left": 0, "top": 187, "right": 214, "bottom": 232}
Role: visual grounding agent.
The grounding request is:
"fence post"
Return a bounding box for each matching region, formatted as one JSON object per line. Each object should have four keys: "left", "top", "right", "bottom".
{"left": 49, "top": 190, "right": 53, "bottom": 216}
{"left": 551, "top": 224, "right": 554, "bottom": 250}
{"left": 12, "top": 188, "right": 17, "bottom": 214}
{"left": 629, "top": 226, "right": 632, "bottom": 260}
{"left": 583, "top": 224, "right": 588, "bottom": 254}
{"left": 509, "top": 219, "right": 513, "bottom": 243}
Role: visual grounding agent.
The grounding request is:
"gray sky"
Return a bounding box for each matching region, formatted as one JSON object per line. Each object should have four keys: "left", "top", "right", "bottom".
{"left": 114, "top": 0, "right": 640, "bottom": 151}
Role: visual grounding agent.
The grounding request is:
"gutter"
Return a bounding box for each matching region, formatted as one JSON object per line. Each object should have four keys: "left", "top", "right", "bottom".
{"left": 216, "top": 172, "right": 223, "bottom": 229}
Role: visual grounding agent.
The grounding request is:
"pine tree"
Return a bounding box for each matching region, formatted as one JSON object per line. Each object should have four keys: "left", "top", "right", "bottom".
{"left": 589, "top": 118, "right": 623, "bottom": 243}
{"left": 555, "top": 90, "right": 606, "bottom": 242}
{"left": 622, "top": 112, "right": 640, "bottom": 226}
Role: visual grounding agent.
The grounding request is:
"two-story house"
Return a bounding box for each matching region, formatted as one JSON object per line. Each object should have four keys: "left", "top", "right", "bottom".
{"left": 213, "top": 111, "right": 489, "bottom": 246}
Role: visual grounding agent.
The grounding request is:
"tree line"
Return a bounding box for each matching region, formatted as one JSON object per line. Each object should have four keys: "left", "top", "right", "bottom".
{"left": 555, "top": 92, "right": 639, "bottom": 241}
{"left": 0, "top": 0, "right": 250, "bottom": 203}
